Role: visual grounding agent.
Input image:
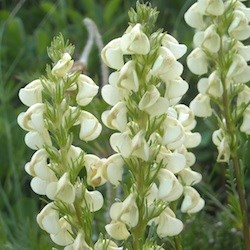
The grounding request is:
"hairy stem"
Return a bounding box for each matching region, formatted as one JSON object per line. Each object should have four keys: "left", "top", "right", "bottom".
{"left": 222, "top": 79, "right": 250, "bottom": 250}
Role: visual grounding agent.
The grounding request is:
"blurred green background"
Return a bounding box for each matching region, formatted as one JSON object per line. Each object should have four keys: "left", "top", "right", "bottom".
{"left": 0, "top": 0, "right": 249, "bottom": 249}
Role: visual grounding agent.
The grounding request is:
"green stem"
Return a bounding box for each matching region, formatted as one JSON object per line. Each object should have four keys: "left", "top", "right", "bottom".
{"left": 174, "top": 236, "right": 183, "bottom": 250}
{"left": 222, "top": 80, "right": 250, "bottom": 250}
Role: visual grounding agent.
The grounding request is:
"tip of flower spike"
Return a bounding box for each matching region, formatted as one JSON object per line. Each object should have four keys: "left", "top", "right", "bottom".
{"left": 47, "top": 33, "right": 75, "bottom": 63}
{"left": 128, "top": 1, "right": 159, "bottom": 34}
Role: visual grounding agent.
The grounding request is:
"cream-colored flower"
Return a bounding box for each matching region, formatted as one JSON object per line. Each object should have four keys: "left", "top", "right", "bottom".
{"left": 110, "top": 132, "right": 132, "bottom": 158}
{"left": 207, "top": 71, "right": 223, "bottom": 97}
{"left": 37, "top": 202, "right": 60, "bottom": 234}
{"left": 84, "top": 154, "right": 106, "bottom": 187}
{"left": 240, "top": 107, "right": 250, "bottom": 134}
{"left": 25, "top": 149, "right": 58, "bottom": 195}
{"left": 17, "top": 103, "right": 45, "bottom": 132}
{"left": 76, "top": 74, "right": 99, "bottom": 106}
{"left": 94, "top": 238, "right": 122, "bottom": 250}
{"left": 117, "top": 60, "right": 139, "bottom": 93}
{"left": 52, "top": 53, "right": 74, "bottom": 77}
{"left": 24, "top": 130, "right": 52, "bottom": 150}
{"left": 161, "top": 116, "right": 185, "bottom": 150}
{"left": 165, "top": 79, "right": 189, "bottom": 106}
{"left": 50, "top": 217, "right": 74, "bottom": 246}
{"left": 83, "top": 189, "right": 104, "bottom": 212}
{"left": 190, "top": 93, "right": 212, "bottom": 117}
{"left": 101, "top": 38, "right": 124, "bottom": 70}
{"left": 64, "top": 232, "right": 93, "bottom": 250}
{"left": 19, "top": 79, "right": 43, "bottom": 107}
{"left": 181, "top": 186, "right": 205, "bottom": 214}
{"left": 105, "top": 220, "right": 130, "bottom": 240}
{"left": 46, "top": 173, "right": 75, "bottom": 204}
{"left": 78, "top": 111, "right": 102, "bottom": 141}
{"left": 161, "top": 34, "right": 187, "bottom": 59}
{"left": 103, "top": 154, "right": 124, "bottom": 186}
{"left": 187, "top": 48, "right": 208, "bottom": 75}
{"left": 156, "top": 207, "right": 183, "bottom": 238}
{"left": 131, "top": 131, "right": 150, "bottom": 161}
{"left": 184, "top": 3, "right": 206, "bottom": 30}
{"left": 202, "top": 24, "right": 220, "bottom": 53}
{"left": 237, "top": 85, "right": 250, "bottom": 107}
{"left": 227, "top": 54, "right": 248, "bottom": 79}
{"left": 228, "top": 10, "right": 250, "bottom": 41}
{"left": 179, "top": 168, "right": 202, "bottom": 186}
{"left": 109, "top": 193, "right": 139, "bottom": 228}
{"left": 121, "top": 23, "right": 150, "bottom": 55}
{"left": 178, "top": 146, "right": 196, "bottom": 168}
{"left": 197, "top": 77, "right": 209, "bottom": 94}
{"left": 175, "top": 104, "right": 196, "bottom": 131}
{"left": 158, "top": 169, "right": 183, "bottom": 202}
{"left": 156, "top": 147, "right": 186, "bottom": 174}
{"left": 101, "top": 84, "right": 122, "bottom": 106}
{"left": 212, "top": 129, "right": 231, "bottom": 162}
{"left": 184, "top": 132, "right": 201, "bottom": 148}
{"left": 197, "top": 0, "right": 225, "bottom": 16}
{"left": 138, "top": 85, "right": 169, "bottom": 116}
{"left": 101, "top": 102, "right": 127, "bottom": 132}
{"left": 152, "top": 47, "right": 183, "bottom": 82}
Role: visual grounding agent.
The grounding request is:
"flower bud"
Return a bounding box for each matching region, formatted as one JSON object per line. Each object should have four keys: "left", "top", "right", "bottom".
{"left": 52, "top": 53, "right": 74, "bottom": 77}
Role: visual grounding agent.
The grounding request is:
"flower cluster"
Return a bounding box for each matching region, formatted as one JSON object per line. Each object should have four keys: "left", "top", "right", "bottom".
{"left": 185, "top": 0, "right": 250, "bottom": 162}
{"left": 17, "top": 36, "right": 122, "bottom": 249}
{"left": 101, "top": 4, "right": 204, "bottom": 247}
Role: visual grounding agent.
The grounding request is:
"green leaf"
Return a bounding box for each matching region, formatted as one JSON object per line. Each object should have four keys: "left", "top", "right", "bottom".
{"left": 35, "top": 29, "right": 50, "bottom": 56}
{"left": 104, "top": 0, "right": 121, "bottom": 24}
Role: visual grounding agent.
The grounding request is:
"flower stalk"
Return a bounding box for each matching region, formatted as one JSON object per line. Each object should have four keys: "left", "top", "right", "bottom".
{"left": 185, "top": 0, "right": 250, "bottom": 248}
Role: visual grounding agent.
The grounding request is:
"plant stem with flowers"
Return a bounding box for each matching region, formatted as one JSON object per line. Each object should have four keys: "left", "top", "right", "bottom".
{"left": 101, "top": 2, "right": 204, "bottom": 249}
{"left": 185, "top": 0, "right": 250, "bottom": 248}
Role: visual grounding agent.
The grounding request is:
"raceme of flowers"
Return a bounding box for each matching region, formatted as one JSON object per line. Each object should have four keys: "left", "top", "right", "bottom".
{"left": 17, "top": 38, "right": 123, "bottom": 249}
{"left": 101, "top": 17, "right": 204, "bottom": 245}
{"left": 185, "top": 0, "right": 250, "bottom": 162}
